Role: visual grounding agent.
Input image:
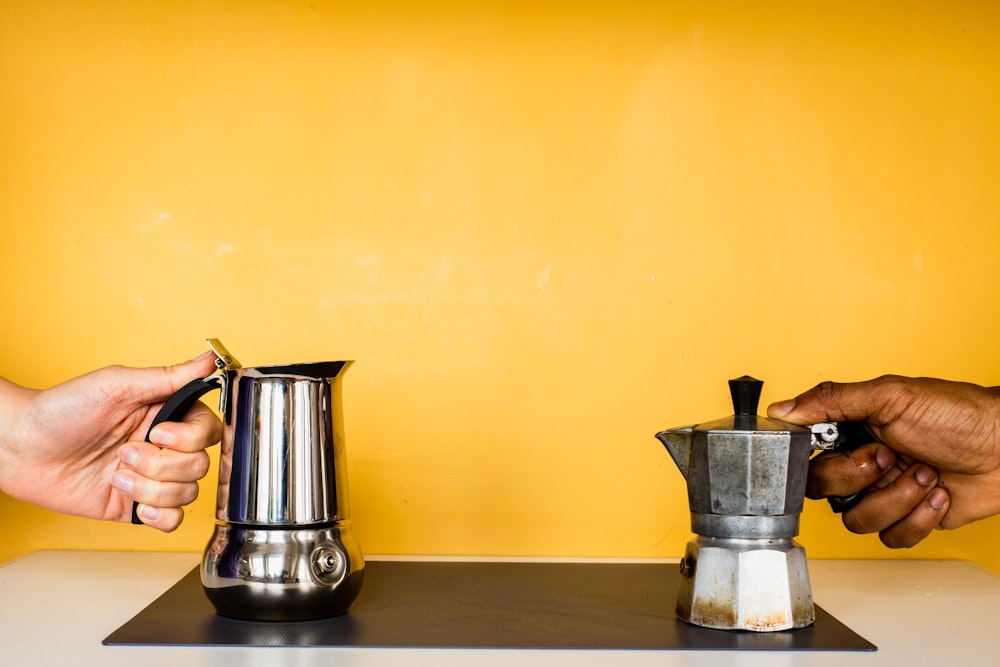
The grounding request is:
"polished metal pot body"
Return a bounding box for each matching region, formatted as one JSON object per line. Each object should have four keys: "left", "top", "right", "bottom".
{"left": 202, "top": 523, "right": 364, "bottom": 622}
{"left": 201, "top": 361, "right": 364, "bottom": 621}
{"left": 215, "top": 362, "right": 352, "bottom": 525}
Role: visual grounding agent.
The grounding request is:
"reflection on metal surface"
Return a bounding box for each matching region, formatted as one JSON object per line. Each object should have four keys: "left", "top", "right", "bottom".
{"left": 172, "top": 340, "right": 365, "bottom": 621}
{"left": 202, "top": 523, "right": 363, "bottom": 621}
{"left": 220, "top": 363, "right": 351, "bottom": 526}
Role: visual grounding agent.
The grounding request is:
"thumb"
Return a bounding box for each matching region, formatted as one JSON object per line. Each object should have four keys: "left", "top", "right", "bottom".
{"left": 766, "top": 379, "right": 884, "bottom": 426}
{"left": 125, "top": 350, "right": 218, "bottom": 405}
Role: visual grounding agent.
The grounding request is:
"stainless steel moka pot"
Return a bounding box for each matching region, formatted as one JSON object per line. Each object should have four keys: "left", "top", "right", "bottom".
{"left": 655, "top": 376, "right": 838, "bottom": 632}
{"left": 144, "top": 339, "right": 363, "bottom": 621}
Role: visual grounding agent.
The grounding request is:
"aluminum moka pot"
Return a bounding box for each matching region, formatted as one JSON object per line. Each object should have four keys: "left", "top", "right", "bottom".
{"left": 145, "top": 339, "right": 363, "bottom": 621}
{"left": 655, "top": 376, "right": 838, "bottom": 632}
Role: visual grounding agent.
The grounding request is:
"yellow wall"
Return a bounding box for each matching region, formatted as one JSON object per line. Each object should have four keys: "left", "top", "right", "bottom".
{"left": 3, "top": 1, "right": 1000, "bottom": 571}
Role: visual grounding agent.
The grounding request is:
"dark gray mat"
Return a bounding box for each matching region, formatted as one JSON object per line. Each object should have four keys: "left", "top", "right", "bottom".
{"left": 104, "top": 561, "right": 875, "bottom": 651}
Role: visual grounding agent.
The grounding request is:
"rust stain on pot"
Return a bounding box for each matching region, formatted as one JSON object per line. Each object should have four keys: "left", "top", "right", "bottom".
{"left": 690, "top": 597, "right": 738, "bottom": 628}
{"left": 793, "top": 592, "right": 815, "bottom": 627}
{"left": 743, "top": 612, "right": 790, "bottom": 632}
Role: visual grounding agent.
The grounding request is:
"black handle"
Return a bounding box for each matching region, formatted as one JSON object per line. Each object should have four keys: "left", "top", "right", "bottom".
{"left": 826, "top": 421, "right": 876, "bottom": 513}
{"left": 131, "top": 376, "right": 222, "bottom": 525}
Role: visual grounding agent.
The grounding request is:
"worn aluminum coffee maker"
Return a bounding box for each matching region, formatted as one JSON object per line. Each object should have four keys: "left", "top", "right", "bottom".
{"left": 656, "top": 376, "right": 838, "bottom": 632}
{"left": 144, "top": 339, "right": 364, "bottom": 621}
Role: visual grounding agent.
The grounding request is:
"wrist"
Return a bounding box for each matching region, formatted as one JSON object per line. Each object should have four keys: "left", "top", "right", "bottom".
{"left": 0, "top": 377, "right": 40, "bottom": 496}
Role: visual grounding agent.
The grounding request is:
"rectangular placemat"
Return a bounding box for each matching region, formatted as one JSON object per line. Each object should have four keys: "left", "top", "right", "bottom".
{"left": 104, "top": 561, "right": 875, "bottom": 651}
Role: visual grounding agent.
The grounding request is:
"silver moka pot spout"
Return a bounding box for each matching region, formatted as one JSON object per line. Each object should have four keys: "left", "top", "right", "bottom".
{"left": 145, "top": 339, "right": 364, "bottom": 621}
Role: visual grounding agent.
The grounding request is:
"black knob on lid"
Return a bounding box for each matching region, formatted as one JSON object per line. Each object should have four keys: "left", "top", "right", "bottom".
{"left": 729, "top": 376, "right": 763, "bottom": 416}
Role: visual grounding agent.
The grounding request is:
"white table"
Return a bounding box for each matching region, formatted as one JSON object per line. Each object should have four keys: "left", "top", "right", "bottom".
{"left": 1, "top": 551, "right": 997, "bottom": 666}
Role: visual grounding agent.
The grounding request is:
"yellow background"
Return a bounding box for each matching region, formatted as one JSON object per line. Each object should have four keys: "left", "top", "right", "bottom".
{"left": 3, "top": 1, "right": 1000, "bottom": 572}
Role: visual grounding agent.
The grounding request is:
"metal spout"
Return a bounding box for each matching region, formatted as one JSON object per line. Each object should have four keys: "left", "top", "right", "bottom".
{"left": 656, "top": 426, "right": 694, "bottom": 479}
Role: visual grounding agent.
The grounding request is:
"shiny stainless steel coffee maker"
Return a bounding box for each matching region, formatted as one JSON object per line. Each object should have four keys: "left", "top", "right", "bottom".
{"left": 656, "top": 376, "right": 838, "bottom": 632}
{"left": 145, "top": 339, "right": 363, "bottom": 621}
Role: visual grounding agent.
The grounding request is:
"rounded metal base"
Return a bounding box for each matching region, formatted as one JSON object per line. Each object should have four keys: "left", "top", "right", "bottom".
{"left": 201, "top": 521, "right": 364, "bottom": 621}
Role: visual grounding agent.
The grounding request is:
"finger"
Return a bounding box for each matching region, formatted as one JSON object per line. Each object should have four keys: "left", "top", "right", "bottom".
{"left": 767, "top": 376, "right": 909, "bottom": 426}
{"left": 128, "top": 350, "right": 219, "bottom": 405}
{"left": 806, "top": 443, "right": 896, "bottom": 499}
{"left": 878, "top": 487, "right": 950, "bottom": 548}
{"left": 147, "top": 401, "right": 222, "bottom": 454}
{"left": 840, "top": 464, "right": 940, "bottom": 535}
{"left": 118, "top": 442, "right": 211, "bottom": 483}
{"left": 133, "top": 504, "right": 184, "bottom": 533}
{"left": 110, "top": 470, "right": 200, "bottom": 509}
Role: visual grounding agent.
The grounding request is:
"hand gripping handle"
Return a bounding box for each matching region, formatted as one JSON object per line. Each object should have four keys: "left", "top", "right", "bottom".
{"left": 130, "top": 376, "right": 222, "bottom": 525}
{"left": 825, "top": 421, "right": 877, "bottom": 514}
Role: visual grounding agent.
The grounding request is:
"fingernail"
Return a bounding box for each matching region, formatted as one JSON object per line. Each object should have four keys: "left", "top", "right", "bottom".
{"left": 915, "top": 466, "right": 936, "bottom": 486}
{"left": 768, "top": 399, "right": 795, "bottom": 418}
{"left": 111, "top": 472, "right": 134, "bottom": 494}
{"left": 929, "top": 488, "right": 948, "bottom": 510}
{"left": 149, "top": 426, "right": 175, "bottom": 446}
{"left": 119, "top": 445, "right": 138, "bottom": 467}
{"left": 138, "top": 505, "right": 161, "bottom": 521}
{"left": 196, "top": 350, "right": 216, "bottom": 362}
{"left": 875, "top": 447, "right": 895, "bottom": 470}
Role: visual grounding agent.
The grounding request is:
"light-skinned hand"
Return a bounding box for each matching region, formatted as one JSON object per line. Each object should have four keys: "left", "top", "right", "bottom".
{"left": 0, "top": 351, "right": 222, "bottom": 532}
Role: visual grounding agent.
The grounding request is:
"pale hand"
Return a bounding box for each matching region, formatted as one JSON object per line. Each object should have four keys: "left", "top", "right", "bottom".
{"left": 0, "top": 352, "right": 222, "bottom": 532}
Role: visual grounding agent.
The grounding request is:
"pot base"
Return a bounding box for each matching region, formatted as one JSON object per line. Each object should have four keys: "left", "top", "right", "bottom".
{"left": 201, "top": 521, "right": 364, "bottom": 622}
{"left": 675, "top": 535, "right": 814, "bottom": 632}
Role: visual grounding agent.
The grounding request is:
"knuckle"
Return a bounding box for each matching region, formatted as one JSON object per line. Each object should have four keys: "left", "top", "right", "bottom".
{"left": 141, "top": 451, "right": 165, "bottom": 477}
{"left": 177, "top": 419, "right": 221, "bottom": 452}
{"left": 879, "top": 532, "right": 916, "bottom": 549}
{"left": 807, "top": 452, "right": 872, "bottom": 498}
{"left": 804, "top": 479, "right": 825, "bottom": 500}
{"left": 815, "top": 380, "right": 838, "bottom": 398}
{"left": 179, "top": 483, "right": 200, "bottom": 506}
{"left": 191, "top": 452, "right": 211, "bottom": 479}
{"left": 848, "top": 449, "right": 883, "bottom": 481}
{"left": 814, "top": 381, "right": 841, "bottom": 407}
{"left": 878, "top": 532, "right": 900, "bottom": 547}
{"left": 805, "top": 467, "right": 840, "bottom": 499}
{"left": 841, "top": 511, "right": 875, "bottom": 535}
{"left": 893, "top": 472, "right": 932, "bottom": 503}
{"left": 205, "top": 414, "right": 223, "bottom": 442}
{"left": 871, "top": 375, "right": 918, "bottom": 421}
{"left": 145, "top": 482, "right": 198, "bottom": 508}
{"left": 156, "top": 511, "right": 183, "bottom": 533}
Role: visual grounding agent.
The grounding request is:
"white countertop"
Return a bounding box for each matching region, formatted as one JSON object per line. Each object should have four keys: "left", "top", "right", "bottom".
{"left": 1, "top": 551, "right": 997, "bottom": 666}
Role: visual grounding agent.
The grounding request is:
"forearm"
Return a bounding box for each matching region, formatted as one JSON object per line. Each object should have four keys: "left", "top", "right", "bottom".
{"left": 0, "top": 377, "right": 40, "bottom": 497}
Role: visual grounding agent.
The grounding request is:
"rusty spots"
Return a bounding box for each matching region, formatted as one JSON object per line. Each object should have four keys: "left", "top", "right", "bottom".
{"left": 792, "top": 592, "right": 816, "bottom": 628}
{"left": 742, "top": 612, "right": 791, "bottom": 632}
{"left": 689, "top": 597, "right": 738, "bottom": 629}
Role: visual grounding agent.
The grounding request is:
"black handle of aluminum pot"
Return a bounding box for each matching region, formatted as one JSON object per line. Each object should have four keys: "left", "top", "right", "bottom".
{"left": 130, "top": 375, "right": 223, "bottom": 525}
{"left": 826, "top": 420, "right": 877, "bottom": 513}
